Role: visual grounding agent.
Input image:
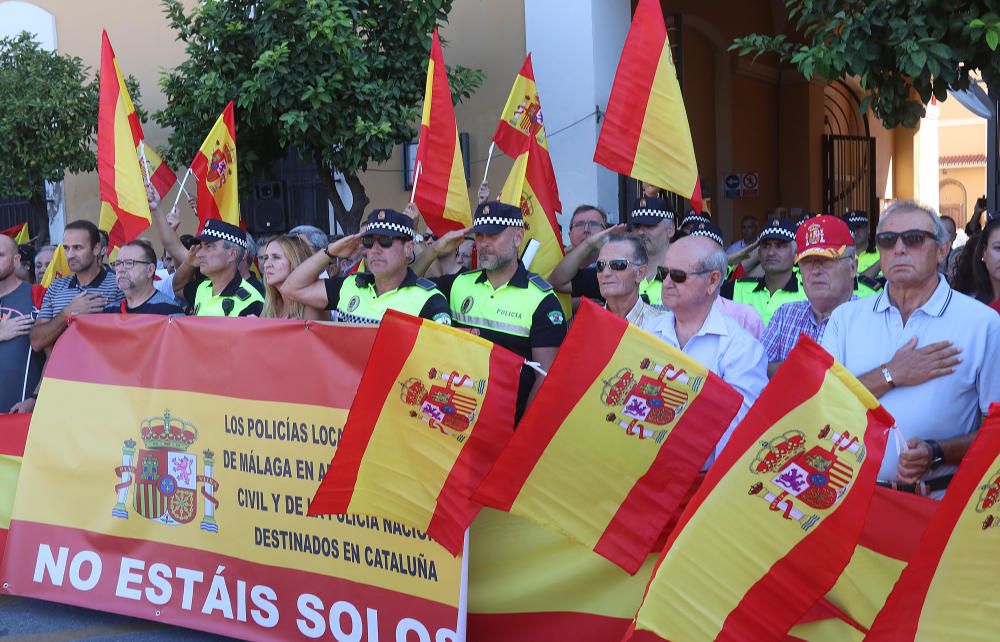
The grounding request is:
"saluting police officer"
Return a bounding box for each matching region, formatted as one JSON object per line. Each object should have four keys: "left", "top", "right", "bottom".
{"left": 183, "top": 219, "right": 264, "bottom": 317}
{"left": 279, "top": 208, "right": 451, "bottom": 324}
{"left": 416, "top": 201, "right": 567, "bottom": 420}
{"left": 720, "top": 218, "right": 806, "bottom": 325}
{"left": 549, "top": 196, "right": 676, "bottom": 308}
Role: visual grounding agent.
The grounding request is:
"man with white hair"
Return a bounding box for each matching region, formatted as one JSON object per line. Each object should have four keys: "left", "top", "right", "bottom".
{"left": 641, "top": 235, "right": 768, "bottom": 459}
{"left": 822, "top": 200, "right": 1000, "bottom": 497}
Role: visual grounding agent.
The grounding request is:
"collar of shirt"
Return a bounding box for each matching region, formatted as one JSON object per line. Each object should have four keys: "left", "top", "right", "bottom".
{"left": 644, "top": 299, "right": 730, "bottom": 347}
{"left": 608, "top": 297, "right": 662, "bottom": 326}
{"left": 208, "top": 272, "right": 246, "bottom": 298}
{"left": 355, "top": 269, "right": 420, "bottom": 291}
{"left": 752, "top": 272, "right": 799, "bottom": 294}
{"left": 873, "top": 274, "right": 952, "bottom": 317}
{"left": 474, "top": 262, "right": 530, "bottom": 289}
{"left": 69, "top": 266, "right": 110, "bottom": 289}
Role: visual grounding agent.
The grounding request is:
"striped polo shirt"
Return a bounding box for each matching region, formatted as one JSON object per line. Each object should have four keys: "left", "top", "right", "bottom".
{"left": 38, "top": 267, "right": 123, "bottom": 320}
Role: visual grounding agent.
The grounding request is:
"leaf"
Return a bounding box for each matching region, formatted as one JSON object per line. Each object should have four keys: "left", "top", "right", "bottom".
{"left": 987, "top": 28, "right": 999, "bottom": 50}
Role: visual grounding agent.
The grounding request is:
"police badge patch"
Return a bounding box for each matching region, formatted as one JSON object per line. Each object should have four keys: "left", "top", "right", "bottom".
{"left": 460, "top": 296, "right": 474, "bottom": 314}
{"left": 347, "top": 295, "right": 361, "bottom": 312}
{"left": 548, "top": 310, "right": 564, "bottom": 325}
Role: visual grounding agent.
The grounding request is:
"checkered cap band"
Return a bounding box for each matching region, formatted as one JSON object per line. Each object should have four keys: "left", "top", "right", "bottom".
{"left": 474, "top": 215, "right": 524, "bottom": 228}
{"left": 691, "top": 228, "right": 723, "bottom": 246}
{"left": 632, "top": 208, "right": 674, "bottom": 221}
{"left": 685, "top": 214, "right": 710, "bottom": 226}
{"left": 847, "top": 214, "right": 868, "bottom": 225}
{"left": 365, "top": 221, "right": 413, "bottom": 236}
{"left": 201, "top": 227, "right": 247, "bottom": 249}
{"left": 760, "top": 226, "right": 796, "bottom": 241}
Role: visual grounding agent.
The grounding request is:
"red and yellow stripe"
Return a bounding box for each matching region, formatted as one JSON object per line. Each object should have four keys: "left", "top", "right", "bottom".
{"left": 97, "top": 31, "right": 152, "bottom": 251}
{"left": 593, "top": 0, "right": 701, "bottom": 211}
{"left": 866, "top": 404, "right": 1000, "bottom": 641}
{"left": 190, "top": 101, "right": 239, "bottom": 228}
{"left": 0, "top": 413, "right": 30, "bottom": 559}
{"left": 413, "top": 29, "right": 472, "bottom": 235}
{"left": 474, "top": 300, "right": 741, "bottom": 573}
{"left": 39, "top": 244, "right": 72, "bottom": 288}
{"left": 627, "top": 337, "right": 892, "bottom": 641}
{"left": 1, "top": 222, "right": 30, "bottom": 245}
{"left": 310, "top": 310, "right": 522, "bottom": 554}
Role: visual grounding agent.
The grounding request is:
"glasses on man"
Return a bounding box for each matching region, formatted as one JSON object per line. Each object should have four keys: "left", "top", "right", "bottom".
{"left": 361, "top": 235, "right": 397, "bottom": 249}
{"left": 596, "top": 258, "right": 643, "bottom": 272}
{"left": 874, "top": 229, "right": 937, "bottom": 250}
{"left": 111, "top": 259, "right": 153, "bottom": 270}
{"left": 571, "top": 221, "right": 605, "bottom": 231}
{"left": 663, "top": 267, "right": 711, "bottom": 283}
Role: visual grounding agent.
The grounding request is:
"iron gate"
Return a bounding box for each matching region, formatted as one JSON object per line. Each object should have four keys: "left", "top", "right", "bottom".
{"left": 822, "top": 134, "right": 877, "bottom": 220}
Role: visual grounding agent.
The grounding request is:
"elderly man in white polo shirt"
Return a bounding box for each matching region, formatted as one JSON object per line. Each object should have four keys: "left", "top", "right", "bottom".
{"left": 641, "top": 235, "right": 768, "bottom": 461}
{"left": 822, "top": 200, "right": 1000, "bottom": 496}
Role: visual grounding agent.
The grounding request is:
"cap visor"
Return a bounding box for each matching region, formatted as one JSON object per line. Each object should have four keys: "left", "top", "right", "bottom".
{"left": 795, "top": 246, "right": 847, "bottom": 263}
{"left": 470, "top": 223, "right": 509, "bottom": 234}
{"left": 629, "top": 215, "right": 666, "bottom": 226}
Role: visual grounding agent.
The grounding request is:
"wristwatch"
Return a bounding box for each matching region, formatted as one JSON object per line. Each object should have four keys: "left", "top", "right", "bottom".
{"left": 926, "top": 439, "right": 945, "bottom": 469}
{"left": 880, "top": 364, "right": 896, "bottom": 389}
{"left": 323, "top": 247, "right": 337, "bottom": 261}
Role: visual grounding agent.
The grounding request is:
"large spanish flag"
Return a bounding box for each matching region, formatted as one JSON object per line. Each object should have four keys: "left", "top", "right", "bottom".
{"left": 1, "top": 222, "right": 29, "bottom": 245}
{"left": 498, "top": 133, "right": 564, "bottom": 284}
{"left": 97, "top": 31, "right": 152, "bottom": 251}
{"left": 190, "top": 101, "right": 240, "bottom": 228}
{"left": 39, "top": 244, "right": 72, "bottom": 288}
{"left": 865, "top": 404, "right": 1000, "bottom": 641}
{"left": 309, "top": 309, "right": 522, "bottom": 555}
{"left": 474, "top": 299, "right": 741, "bottom": 574}
{"left": 413, "top": 29, "right": 472, "bottom": 235}
{"left": 626, "top": 337, "right": 892, "bottom": 641}
{"left": 594, "top": 0, "right": 702, "bottom": 212}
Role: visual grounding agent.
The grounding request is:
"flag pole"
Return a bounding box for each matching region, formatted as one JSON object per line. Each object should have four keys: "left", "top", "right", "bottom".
{"left": 170, "top": 168, "right": 192, "bottom": 211}
{"left": 138, "top": 141, "right": 152, "bottom": 186}
{"left": 481, "top": 141, "right": 496, "bottom": 186}
{"left": 409, "top": 160, "right": 423, "bottom": 204}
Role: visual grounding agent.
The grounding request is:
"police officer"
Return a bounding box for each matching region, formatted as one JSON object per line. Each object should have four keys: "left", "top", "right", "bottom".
{"left": 846, "top": 210, "right": 881, "bottom": 275}
{"left": 419, "top": 201, "right": 567, "bottom": 419}
{"left": 279, "top": 208, "right": 451, "bottom": 324}
{"left": 721, "top": 218, "right": 806, "bottom": 325}
{"left": 182, "top": 219, "right": 264, "bottom": 317}
{"left": 549, "top": 196, "right": 676, "bottom": 308}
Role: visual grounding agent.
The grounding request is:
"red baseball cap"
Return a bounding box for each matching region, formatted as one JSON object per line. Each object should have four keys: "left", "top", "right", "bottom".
{"left": 795, "top": 215, "right": 854, "bottom": 263}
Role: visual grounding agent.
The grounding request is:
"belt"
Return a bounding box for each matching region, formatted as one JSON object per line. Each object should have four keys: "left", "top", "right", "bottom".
{"left": 876, "top": 475, "right": 953, "bottom": 495}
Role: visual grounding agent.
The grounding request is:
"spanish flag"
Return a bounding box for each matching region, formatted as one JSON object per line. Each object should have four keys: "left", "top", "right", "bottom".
{"left": 0, "top": 413, "right": 29, "bottom": 559}
{"left": 309, "top": 310, "right": 522, "bottom": 555}
{"left": 594, "top": 0, "right": 702, "bottom": 212}
{"left": 865, "top": 404, "right": 1000, "bottom": 641}
{"left": 190, "top": 101, "right": 240, "bottom": 228}
{"left": 491, "top": 54, "right": 561, "bottom": 212}
{"left": 1, "top": 222, "right": 29, "bottom": 245}
{"left": 498, "top": 134, "right": 564, "bottom": 286}
{"left": 40, "top": 245, "right": 72, "bottom": 288}
{"left": 473, "top": 299, "right": 742, "bottom": 574}
{"left": 97, "top": 31, "right": 152, "bottom": 251}
{"left": 412, "top": 29, "right": 472, "bottom": 236}
{"left": 141, "top": 143, "right": 178, "bottom": 202}
{"left": 626, "top": 337, "right": 891, "bottom": 641}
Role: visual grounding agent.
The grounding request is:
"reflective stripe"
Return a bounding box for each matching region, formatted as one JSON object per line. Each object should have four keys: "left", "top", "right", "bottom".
{"left": 452, "top": 314, "right": 531, "bottom": 337}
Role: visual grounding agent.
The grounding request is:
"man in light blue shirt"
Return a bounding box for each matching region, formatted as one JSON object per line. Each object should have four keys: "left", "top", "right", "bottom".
{"left": 641, "top": 235, "right": 768, "bottom": 462}
{"left": 822, "top": 200, "right": 1000, "bottom": 496}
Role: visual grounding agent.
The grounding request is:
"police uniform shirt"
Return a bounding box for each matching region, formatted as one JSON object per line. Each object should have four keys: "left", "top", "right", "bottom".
{"left": 720, "top": 272, "right": 806, "bottom": 326}
{"left": 183, "top": 272, "right": 264, "bottom": 317}
{"left": 324, "top": 269, "right": 451, "bottom": 324}
{"left": 434, "top": 263, "right": 567, "bottom": 418}
{"left": 571, "top": 266, "right": 666, "bottom": 307}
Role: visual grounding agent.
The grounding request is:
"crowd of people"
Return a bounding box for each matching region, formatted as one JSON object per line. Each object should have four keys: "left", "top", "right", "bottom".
{"left": 1, "top": 183, "right": 998, "bottom": 498}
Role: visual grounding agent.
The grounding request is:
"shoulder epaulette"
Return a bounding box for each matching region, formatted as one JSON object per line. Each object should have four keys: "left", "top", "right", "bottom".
{"left": 235, "top": 287, "right": 252, "bottom": 301}
{"left": 857, "top": 275, "right": 884, "bottom": 291}
{"left": 736, "top": 277, "right": 760, "bottom": 283}
{"left": 528, "top": 273, "right": 554, "bottom": 292}
{"left": 414, "top": 277, "right": 437, "bottom": 291}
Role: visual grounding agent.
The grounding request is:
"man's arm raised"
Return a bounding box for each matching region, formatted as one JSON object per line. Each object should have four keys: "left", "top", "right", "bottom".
{"left": 547, "top": 224, "right": 626, "bottom": 293}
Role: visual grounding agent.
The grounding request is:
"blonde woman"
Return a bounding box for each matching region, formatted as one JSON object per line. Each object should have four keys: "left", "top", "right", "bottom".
{"left": 261, "top": 235, "right": 327, "bottom": 320}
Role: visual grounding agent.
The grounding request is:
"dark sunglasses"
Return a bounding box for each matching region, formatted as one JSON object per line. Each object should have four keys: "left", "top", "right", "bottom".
{"left": 596, "top": 258, "right": 642, "bottom": 272}
{"left": 874, "top": 229, "right": 936, "bottom": 250}
{"left": 361, "top": 235, "right": 397, "bottom": 249}
{"left": 664, "top": 268, "right": 711, "bottom": 284}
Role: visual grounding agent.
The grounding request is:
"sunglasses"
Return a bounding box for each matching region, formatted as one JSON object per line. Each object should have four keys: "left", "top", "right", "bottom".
{"left": 874, "top": 229, "right": 936, "bottom": 250}
{"left": 596, "top": 258, "right": 642, "bottom": 272}
{"left": 361, "top": 235, "right": 397, "bottom": 249}
{"left": 663, "top": 268, "right": 711, "bottom": 283}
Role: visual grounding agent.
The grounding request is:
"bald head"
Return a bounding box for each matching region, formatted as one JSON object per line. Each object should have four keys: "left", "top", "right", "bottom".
{"left": 0, "top": 234, "right": 18, "bottom": 254}
{"left": 668, "top": 235, "right": 727, "bottom": 283}
{"left": 661, "top": 235, "right": 727, "bottom": 317}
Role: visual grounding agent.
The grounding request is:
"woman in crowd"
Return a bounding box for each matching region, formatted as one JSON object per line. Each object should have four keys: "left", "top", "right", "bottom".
{"left": 261, "top": 235, "right": 327, "bottom": 320}
{"left": 971, "top": 216, "right": 1000, "bottom": 313}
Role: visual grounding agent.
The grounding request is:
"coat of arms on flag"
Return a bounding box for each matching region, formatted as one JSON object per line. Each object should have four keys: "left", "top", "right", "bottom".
{"left": 601, "top": 358, "right": 704, "bottom": 442}
{"left": 111, "top": 410, "right": 220, "bottom": 532}
{"left": 748, "top": 425, "right": 865, "bottom": 531}
{"left": 976, "top": 468, "right": 1000, "bottom": 530}
{"left": 207, "top": 141, "right": 234, "bottom": 193}
{"left": 400, "top": 368, "right": 487, "bottom": 442}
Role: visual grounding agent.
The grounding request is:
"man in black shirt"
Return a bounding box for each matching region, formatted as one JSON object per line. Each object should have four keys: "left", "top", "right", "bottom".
{"left": 104, "top": 241, "right": 184, "bottom": 316}
{"left": 0, "top": 236, "right": 43, "bottom": 412}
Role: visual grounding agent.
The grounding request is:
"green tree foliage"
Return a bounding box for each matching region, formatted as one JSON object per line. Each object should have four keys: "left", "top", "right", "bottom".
{"left": 732, "top": 1, "right": 1000, "bottom": 129}
{"left": 0, "top": 32, "right": 145, "bottom": 244}
{"left": 155, "top": 0, "right": 484, "bottom": 233}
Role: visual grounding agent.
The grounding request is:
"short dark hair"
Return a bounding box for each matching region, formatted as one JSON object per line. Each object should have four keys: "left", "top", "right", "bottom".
{"left": 17, "top": 244, "right": 35, "bottom": 282}
{"left": 123, "top": 239, "right": 157, "bottom": 265}
{"left": 98, "top": 229, "right": 109, "bottom": 248}
{"left": 64, "top": 220, "right": 100, "bottom": 247}
{"left": 571, "top": 204, "right": 608, "bottom": 227}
